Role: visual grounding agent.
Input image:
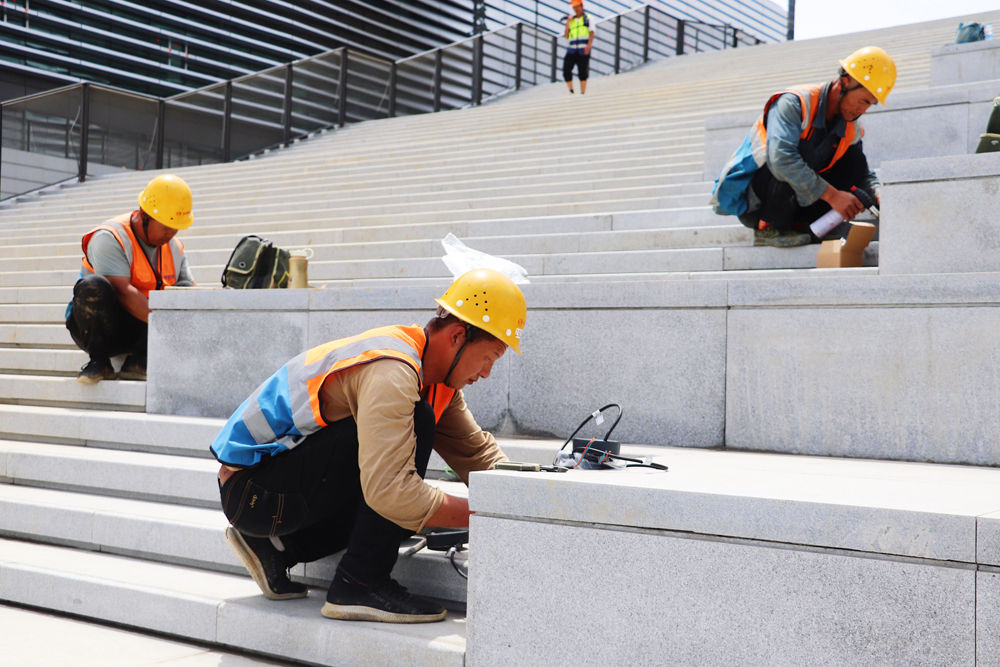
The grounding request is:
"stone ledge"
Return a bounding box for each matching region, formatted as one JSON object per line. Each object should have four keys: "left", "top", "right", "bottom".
{"left": 880, "top": 150, "right": 1000, "bottom": 184}
{"left": 469, "top": 446, "right": 1000, "bottom": 563}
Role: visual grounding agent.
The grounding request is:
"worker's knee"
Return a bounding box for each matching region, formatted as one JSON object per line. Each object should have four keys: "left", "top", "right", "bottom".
{"left": 73, "top": 273, "right": 116, "bottom": 302}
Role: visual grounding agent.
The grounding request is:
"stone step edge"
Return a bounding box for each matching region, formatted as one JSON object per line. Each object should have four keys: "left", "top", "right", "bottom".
{"left": 0, "top": 481, "right": 471, "bottom": 604}
{"left": 0, "top": 537, "right": 466, "bottom": 667}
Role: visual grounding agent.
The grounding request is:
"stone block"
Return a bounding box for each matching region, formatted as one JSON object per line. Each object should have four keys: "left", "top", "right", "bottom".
{"left": 978, "top": 570, "right": 1000, "bottom": 664}
{"left": 508, "top": 306, "right": 726, "bottom": 446}
{"left": 931, "top": 39, "right": 1000, "bottom": 86}
{"left": 726, "top": 305, "right": 1000, "bottom": 466}
{"left": 979, "top": 511, "right": 1000, "bottom": 567}
{"left": 470, "top": 452, "right": 1000, "bottom": 562}
{"left": 879, "top": 153, "right": 1000, "bottom": 274}
{"left": 467, "top": 516, "right": 975, "bottom": 666}
{"left": 148, "top": 307, "right": 309, "bottom": 418}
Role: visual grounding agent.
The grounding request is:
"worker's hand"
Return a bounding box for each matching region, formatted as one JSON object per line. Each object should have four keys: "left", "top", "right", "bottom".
{"left": 821, "top": 186, "right": 864, "bottom": 221}
{"left": 584, "top": 45, "right": 591, "bottom": 55}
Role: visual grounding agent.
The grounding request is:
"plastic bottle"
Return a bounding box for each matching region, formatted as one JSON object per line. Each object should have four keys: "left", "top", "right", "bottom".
{"left": 809, "top": 186, "right": 876, "bottom": 239}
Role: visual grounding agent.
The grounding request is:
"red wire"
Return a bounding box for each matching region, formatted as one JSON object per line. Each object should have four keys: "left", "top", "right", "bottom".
{"left": 570, "top": 438, "right": 596, "bottom": 469}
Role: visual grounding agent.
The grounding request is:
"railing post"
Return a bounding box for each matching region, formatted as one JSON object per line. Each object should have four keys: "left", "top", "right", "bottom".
{"left": 338, "top": 48, "right": 348, "bottom": 127}
{"left": 282, "top": 64, "right": 293, "bottom": 147}
{"left": 78, "top": 82, "right": 90, "bottom": 182}
{"left": 676, "top": 20, "right": 685, "bottom": 56}
{"left": 551, "top": 35, "right": 558, "bottom": 83}
{"left": 643, "top": 6, "right": 650, "bottom": 63}
{"left": 222, "top": 80, "right": 232, "bottom": 162}
{"left": 388, "top": 61, "right": 397, "bottom": 118}
{"left": 472, "top": 34, "right": 484, "bottom": 106}
{"left": 433, "top": 49, "right": 442, "bottom": 112}
{"left": 732, "top": 27, "right": 739, "bottom": 48}
{"left": 515, "top": 23, "right": 523, "bottom": 90}
{"left": 614, "top": 15, "right": 621, "bottom": 74}
{"left": 155, "top": 99, "right": 165, "bottom": 169}
{"left": 0, "top": 104, "right": 4, "bottom": 197}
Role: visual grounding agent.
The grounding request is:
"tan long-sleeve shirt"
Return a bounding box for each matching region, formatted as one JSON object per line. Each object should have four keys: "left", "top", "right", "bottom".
{"left": 319, "top": 358, "right": 507, "bottom": 532}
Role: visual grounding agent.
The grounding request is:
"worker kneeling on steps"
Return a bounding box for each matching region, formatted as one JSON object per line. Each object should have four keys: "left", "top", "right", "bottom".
{"left": 211, "top": 268, "right": 525, "bottom": 623}
{"left": 711, "top": 47, "right": 896, "bottom": 247}
{"left": 66, "top": 174, "right": 196, "bottom": 384}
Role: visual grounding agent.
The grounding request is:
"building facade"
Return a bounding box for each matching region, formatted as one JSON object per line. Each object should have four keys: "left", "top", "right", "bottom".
{"left": 1, "top": 1, "right": 784, "bottom": 102}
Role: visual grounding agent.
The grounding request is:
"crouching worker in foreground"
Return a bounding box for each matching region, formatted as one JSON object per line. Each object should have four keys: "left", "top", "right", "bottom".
{"left": 66, "top": 174, "right": 195, "bottom": 383}
{"left": 710, "top": 47, "right": 896, "bottom": 247}
{"left": 211, "top": 268, "right": 526, "bottom": 623}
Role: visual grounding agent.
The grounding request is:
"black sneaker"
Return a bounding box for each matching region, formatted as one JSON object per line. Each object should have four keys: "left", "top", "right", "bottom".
{"left": 225, "top": 526, "right": 307, "bottom": 600}
{"left": 118, "top": 354, "right": 147, "bottom": 381}
{"left": 753, "top": 226, "right": 811, "bottom": 248}
{"left": 322, "top": 570, "right": 446, "bottom": 623}
{"left": 77, "top": 357, "right": 116, "bottom": 384}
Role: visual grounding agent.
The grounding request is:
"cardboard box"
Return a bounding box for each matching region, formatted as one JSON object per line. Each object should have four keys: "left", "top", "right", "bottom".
{"left": 816, "top": 221, "right": 876, "bottom": 268}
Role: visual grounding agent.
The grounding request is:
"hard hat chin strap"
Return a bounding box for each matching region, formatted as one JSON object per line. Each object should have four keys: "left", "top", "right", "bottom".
{"left": 838, "top": 75, "right": 863, "bottom": 102}
{"left": 443, "top": 323, "right": 472, "bottom": 387}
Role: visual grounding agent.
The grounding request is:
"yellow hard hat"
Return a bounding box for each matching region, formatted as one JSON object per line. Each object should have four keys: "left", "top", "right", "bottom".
{"left": 138, "top": 174, "right": 193, "bottom": 230}
{"left": 435, "top": 268, "right": 526, "bottom": 354}
{"left": 839, "top": 46, "right": 896, "bottom": 105}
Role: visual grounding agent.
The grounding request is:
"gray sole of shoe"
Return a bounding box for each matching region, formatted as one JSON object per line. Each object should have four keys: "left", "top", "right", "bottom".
{"left": 320, "top": 602, "right": 447, "bottom": 624}
{"left": 224, "top": 526, "right": 308, "bottom": 601}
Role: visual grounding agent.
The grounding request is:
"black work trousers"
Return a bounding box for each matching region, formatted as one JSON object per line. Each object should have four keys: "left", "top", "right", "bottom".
{"left": 739, "top": 147, "right": 872, "bottom": 233}
{"left": 65, "top": 274, "right": 147, "bottom": 360}
{"left": 219, "top": 400, "right": 436, "bottom": 586}
{"left": 563, "top": 51, "right": 590, "bottom": 82}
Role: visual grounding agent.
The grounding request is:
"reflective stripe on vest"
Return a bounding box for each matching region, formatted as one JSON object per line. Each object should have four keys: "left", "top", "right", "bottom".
{"left": 80, "top": 212, "right": 180, "bottom": 297}
{"left": 211, "top": 324, "right": 456, "bottom": 467}
{"left": 568, "top": 14, "right": 591, "bottom": 50}
{"left": 752, "top": 84, "right": 860, "bottom": 174}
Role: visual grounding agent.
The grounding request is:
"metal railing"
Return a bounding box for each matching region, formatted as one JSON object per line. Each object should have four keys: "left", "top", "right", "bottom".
{"left": 0, "top": 4, "right": 761, "bottom": 201}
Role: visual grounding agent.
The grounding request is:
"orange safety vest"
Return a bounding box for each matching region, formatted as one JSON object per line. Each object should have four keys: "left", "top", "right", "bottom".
{"left": 80, "top": 211, "right": 182, "bottom": 297}
{"left": 211, "top": 324, "right": 455, "bottom": 466}
{"left": 711, "top": 83, "right": 864, "bottom": 217}
{"left": 753, "top": 84, "right": 860, "bottom": 174}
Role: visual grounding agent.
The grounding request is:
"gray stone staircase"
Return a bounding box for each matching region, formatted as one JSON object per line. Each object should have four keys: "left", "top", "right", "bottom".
{"left": 2, "top": 8, "right": 1000, "bottom": 665}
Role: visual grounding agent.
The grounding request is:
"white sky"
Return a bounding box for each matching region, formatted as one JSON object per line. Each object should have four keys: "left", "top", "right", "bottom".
{"left": 791, "top": 0, "right": 998, "bottom": 40}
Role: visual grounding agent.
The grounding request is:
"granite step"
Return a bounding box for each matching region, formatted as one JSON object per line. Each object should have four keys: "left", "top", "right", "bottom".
{"left": 0, "top": 538, "right": 466, "bottom": 666}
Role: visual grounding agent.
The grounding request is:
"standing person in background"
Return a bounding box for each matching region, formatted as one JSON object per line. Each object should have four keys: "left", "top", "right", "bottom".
{"left": 563, "top": 0, "right": 595, "bottom": 95}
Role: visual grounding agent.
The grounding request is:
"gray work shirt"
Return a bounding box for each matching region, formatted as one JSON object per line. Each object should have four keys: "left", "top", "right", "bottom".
{"left": 86, "top": 228, "right": 193, "bottom": 284}
{"left": 765, "top": 85, "right": 880, "bottom": 207}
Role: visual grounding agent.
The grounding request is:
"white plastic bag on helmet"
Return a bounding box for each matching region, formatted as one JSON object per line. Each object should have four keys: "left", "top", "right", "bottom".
{"left": 440, "top": 233, "right": 529, "bottom": 284}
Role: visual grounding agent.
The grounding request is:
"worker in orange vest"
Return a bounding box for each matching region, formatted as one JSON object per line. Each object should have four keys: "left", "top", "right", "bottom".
{"left": 711, "top": 47, "right": 896, "bottom": 247}
{"left": 212, "top": 268, "right": 526, "bottom": 624}
{"left": 66, "top": 174, "right": 195, "bottom": 383}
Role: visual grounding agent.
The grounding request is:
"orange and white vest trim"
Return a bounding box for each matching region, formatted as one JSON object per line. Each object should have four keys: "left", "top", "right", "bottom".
{"left": 80, "top": 211, "right": 183, "bottom": 297}
{"left": 210, "top": 324, "right": 455, "bottom": 467}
